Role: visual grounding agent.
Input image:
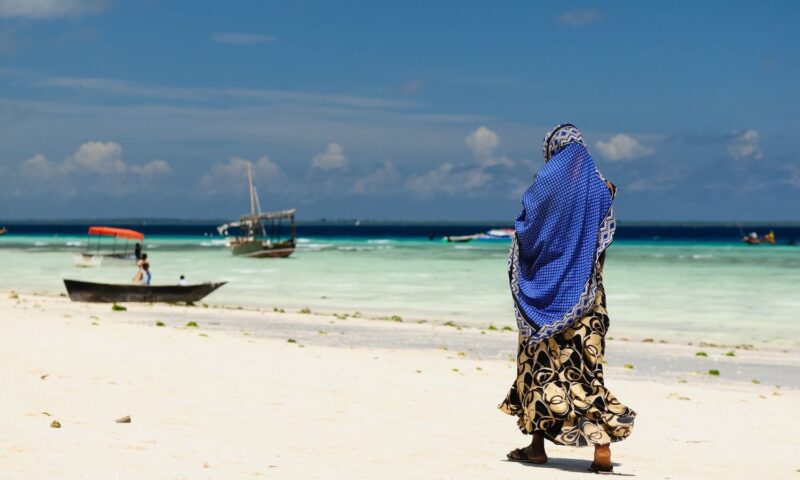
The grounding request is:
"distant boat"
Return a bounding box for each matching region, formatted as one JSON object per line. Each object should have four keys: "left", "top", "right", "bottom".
{"left": 445, "top": 235, "right": 477, "bottom": 243}
{"left": 217, "top": 164, "right": 296, "bottom": 258}
{"left": 445, "top": 228, "right": 515, "bottom": 243}
{"left": 63, "top": 279, "right": 226, "bottom": 303}
{"left": 477, "top": 228, "right": 515, "bottom": 240}
{"left": 0, "top": 227, "right": 6, "bottom": 236}
{"left": 74, "top": 226, "right": 144, "bottom": 267}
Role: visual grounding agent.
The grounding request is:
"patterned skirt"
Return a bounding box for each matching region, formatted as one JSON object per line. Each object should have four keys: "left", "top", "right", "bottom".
{"left": 498, "top": 280, "right": 636, "bottom": 447}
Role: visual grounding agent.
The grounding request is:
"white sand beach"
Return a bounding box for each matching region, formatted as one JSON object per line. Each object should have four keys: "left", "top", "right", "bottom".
{"left": 2, "top": 292, "right": 798, "bottom": 480}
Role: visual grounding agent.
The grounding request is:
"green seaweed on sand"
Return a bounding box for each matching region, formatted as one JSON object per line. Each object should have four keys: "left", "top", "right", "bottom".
{"left": 351, "top": 311, "right": 363, "bottom": 318}
{"left": 9, "top": 291, "right": 19, "bottom": 299}
{"left": 624, "top": 364, "right": 634, "bottom": 369}
{"left": 156, "top": 321, "right": 165, "bottom": 327}
{"left": 50, "top": 420, "right": 61, "bottom": 428}
{"left": 287, "top": 338, "right": 297, "bottom": 343}
{"left": 708, "top": 369, "right": 720, "bottom": 376}
{"left": 318, "top": 330, "right": 328, "bottom": 336}
{"left": 443, "top": 321, "right": 458, "bottom": 328}
{"left": 387, "top": 315, "right": 402, "bottom": 322}
{"left": 273, "top": 307, "right": 285, "bottom": 313}
{"left": 334, "top": 313, "right": 348, "bottom": 320}
{"left": 487, "top": 325, "right": 499, "bottom": 331}
{"left": 751, "top": 379, "right": 760, "bottom": 384}
{"left": 457, "top": 351, "right": 466, "bottom": 357}
{"left": 725, "top": 351, "right": 736, "bottom": 357}
{"left": 185, "top": 321, "right": 199, "bottom": 327}
{"left": 111, "top": 303, "right": 126, "bottom": 312}
{"left": 502, "top": 326, "right": 513, "bottom": 332}
{"left": 199, "top": 333, "right": 208, "bottom": 337}
{"left": 298, "top": 307, "right": 311, "bottom": 314}
{"left": 695, "top": 351, "right": 708, "bottom": 357}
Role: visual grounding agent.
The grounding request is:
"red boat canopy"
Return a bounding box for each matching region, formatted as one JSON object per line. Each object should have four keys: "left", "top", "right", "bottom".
{"left": 87, "top": 226, "right": 144, "bottom": 241}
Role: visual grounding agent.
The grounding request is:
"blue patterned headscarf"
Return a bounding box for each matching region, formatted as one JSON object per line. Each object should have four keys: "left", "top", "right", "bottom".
{"left": 509, "top": 124, "right": 616, "bottom": 343}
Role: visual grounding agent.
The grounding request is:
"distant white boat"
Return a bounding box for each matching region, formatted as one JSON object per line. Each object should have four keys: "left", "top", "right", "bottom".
{"left": 482, "top": 228, "right": 514, "bottom": 239}
{"left": 446, "top": 228, "right": 514, "bottom": 243}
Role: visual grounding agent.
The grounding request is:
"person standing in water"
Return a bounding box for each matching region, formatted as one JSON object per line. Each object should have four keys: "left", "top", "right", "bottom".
{"left": 499, "top": 124, "right": 635, "bottom": 473}
{"left": 133, "top": 253, "right": 150, "bottom": 285}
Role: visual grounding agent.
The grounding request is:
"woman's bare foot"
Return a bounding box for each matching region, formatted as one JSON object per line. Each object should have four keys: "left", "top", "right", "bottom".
{"left": 507, "top": 433, "right": 548, "bottom": 464}
{"left": 590, "top": 443, "right": 613, "bottom": 472}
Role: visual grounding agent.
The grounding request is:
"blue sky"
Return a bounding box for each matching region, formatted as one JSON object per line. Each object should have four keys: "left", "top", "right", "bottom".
{"left": 1, "top": 0, "right": 798, "bottom": 221}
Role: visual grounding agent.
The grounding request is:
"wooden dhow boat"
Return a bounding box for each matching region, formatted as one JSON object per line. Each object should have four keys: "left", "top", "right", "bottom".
{"left": 64, "top": 279, "right": 226, "bottom": 303}
{"left": 217, "top": 164, "right": 297, "bottom": 258}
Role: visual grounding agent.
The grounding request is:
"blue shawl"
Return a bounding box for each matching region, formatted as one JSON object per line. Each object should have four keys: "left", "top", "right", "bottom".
{"left": 509, "top": 125, "right": 615, "bottom": 343}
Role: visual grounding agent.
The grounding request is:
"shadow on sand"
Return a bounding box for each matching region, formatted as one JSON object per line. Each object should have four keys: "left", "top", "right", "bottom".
{"left": 505, "top": 458, "right": 635, "bottom": 476}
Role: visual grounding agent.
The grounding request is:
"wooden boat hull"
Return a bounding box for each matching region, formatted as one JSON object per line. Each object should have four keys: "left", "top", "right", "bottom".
{"left": 64, "top": 279, "right": 226, "bottom": 303}
{"left": 230, "top": 240, "right": 295, "bottom": 258}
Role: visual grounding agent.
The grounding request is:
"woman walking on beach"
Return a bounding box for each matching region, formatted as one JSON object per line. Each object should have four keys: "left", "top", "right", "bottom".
{"left": 499, "top": 124, "right": 635, "bottom": 472}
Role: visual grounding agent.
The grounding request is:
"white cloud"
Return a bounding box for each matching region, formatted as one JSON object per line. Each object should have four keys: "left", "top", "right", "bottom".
{"left": 405, "top": 163, "right": 492, "bottom": 197}
{"left": 595, "top": 134, "right": 655, "bottom": 162}
{"left": 311, "top": 143, "right": 347, "bottom": 171}
{"left": 353, "top": 161, "right": 398, "bottom": 194}
{"left": 19, "top": 153, "right": 71, "bottom": 180}
{"left": 211, "top": 32, "right": 277, "bottom": 45}
{"left": 199, "top": 156, "right": 285, "bottom": 195}
{"left": 10, "top": 141, "right": 171, "bottom": 197}
{"left": 783, "top": 164, "right": 800, "bottom": 188}
{"left": 130, "top": 159, "right": 171, "bottom": 177}
{"left": 23, "top": 71, "right": 414, "bottom": 109}
{"left": 404, "top": 126, "right": 517, "bottom": 197}
{"left": 0, "top": 0, "right": 107, "bottom": 18}
{"left": 558, "top": 8, "right": 604, "bottom": 27}
{"left": 726, "top": 129, "right": 763, "bottom": 160}
{"left": 465, "top": 126, "right": 513, "bottom": 168}
{"left": 466, "top": 126, "right": 499, "bottom": 159}
{"left": 69, "top": 140, "right": 125, "bottom": 174}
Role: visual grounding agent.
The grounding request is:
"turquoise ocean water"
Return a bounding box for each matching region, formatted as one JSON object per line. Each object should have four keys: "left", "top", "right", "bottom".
{"left": 1, "top": 232, "right": 798, "bottom": 348}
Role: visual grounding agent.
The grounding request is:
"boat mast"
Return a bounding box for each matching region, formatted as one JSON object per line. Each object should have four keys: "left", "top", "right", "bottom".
{"left": 247, "top": 163, "right": 256, "bottom": 217}
{"left": 247, "top": 162, "right": 267, "bottom": 239}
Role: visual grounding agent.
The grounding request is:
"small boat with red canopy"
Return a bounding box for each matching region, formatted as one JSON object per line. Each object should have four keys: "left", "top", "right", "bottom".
{"left": 74, "top": 226, "right": 144, "bottom": 267}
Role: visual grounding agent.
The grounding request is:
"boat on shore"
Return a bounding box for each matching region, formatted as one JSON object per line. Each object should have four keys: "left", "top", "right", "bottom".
{"left": 64, "top": 279, "right": 226, "bottom": 303}
{"left": 74, "top": 226, "right": 144, "bottom": 267}
{"left": 217, "top": 164, "right": 297, "bottom": 258}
